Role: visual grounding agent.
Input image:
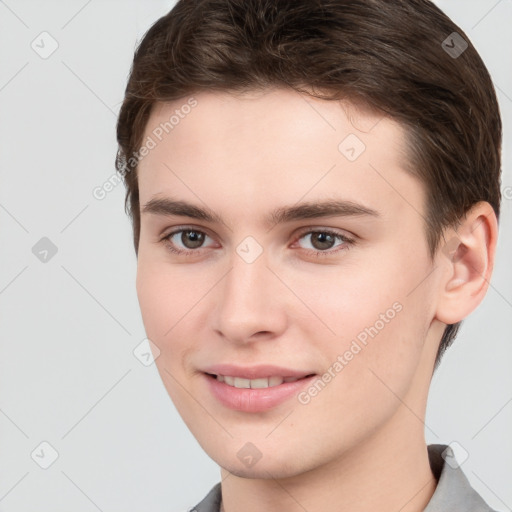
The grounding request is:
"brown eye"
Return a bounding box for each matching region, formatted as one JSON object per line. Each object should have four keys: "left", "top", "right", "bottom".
{"left": 309, "top": 232, "right": 336, "bottom": 250}
{"left": 294, "top": 229, "right": 354, "bottom": 257}
{"left": 181, "top": 230, "right": 205, "bottom": 249}
{"left": 163, "top": 228, "right": 214, "bottom": 255}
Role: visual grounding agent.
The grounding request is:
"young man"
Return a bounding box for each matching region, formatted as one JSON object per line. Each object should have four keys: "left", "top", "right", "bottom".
{"left": 115, "top": 1, "right": 502, "bottom": 511}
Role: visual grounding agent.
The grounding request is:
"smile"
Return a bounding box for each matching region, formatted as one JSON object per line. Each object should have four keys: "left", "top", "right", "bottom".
{"left": 203, "top": 372, "right": 317, "bottom": 412}
{"left": 209, "top": 374, "right": 308, "bottom": 388}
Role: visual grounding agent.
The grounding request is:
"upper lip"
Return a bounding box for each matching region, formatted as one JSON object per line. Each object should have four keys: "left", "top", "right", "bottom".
{"left": 202, "top": 364, "right": 315, "bottom": 380}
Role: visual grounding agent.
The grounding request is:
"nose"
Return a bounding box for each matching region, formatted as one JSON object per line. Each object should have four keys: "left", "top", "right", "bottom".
{"left": 212, "top": 249, "right": 288, "bottom": 345}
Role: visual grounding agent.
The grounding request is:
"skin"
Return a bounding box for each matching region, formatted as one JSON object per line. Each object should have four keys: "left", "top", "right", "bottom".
{"left": 135, "top": 88, "right": 497, "bottom": 512}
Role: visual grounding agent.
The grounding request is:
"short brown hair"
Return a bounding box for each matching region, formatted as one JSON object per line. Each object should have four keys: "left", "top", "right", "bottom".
{"left": 115, "top": 0, "right": 502, "bottom": 367}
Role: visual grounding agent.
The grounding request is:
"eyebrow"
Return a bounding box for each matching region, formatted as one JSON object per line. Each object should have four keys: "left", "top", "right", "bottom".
{"left": 141, "top": 197, "right": 379, "bottom": 228}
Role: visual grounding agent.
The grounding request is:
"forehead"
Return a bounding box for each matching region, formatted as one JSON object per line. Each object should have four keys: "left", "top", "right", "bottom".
{"left": 146, "top": 88, "right": 397, "bottom": 149}
{"left": 137, "top": 88, "right": 423, "bottom": 224}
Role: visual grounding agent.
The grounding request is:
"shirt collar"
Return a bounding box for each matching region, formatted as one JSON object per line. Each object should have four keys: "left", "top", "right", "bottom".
{"left": 424, "top": 443, "right": 495, "bottom": 512}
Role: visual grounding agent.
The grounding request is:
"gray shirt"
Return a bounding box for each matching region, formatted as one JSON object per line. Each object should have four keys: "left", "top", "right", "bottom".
{"left": 191, "top": 444, "right": 499, "bottom": 512}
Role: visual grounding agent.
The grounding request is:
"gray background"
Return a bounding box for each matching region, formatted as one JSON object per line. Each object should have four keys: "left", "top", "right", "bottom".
{"left": 0, "top": 1, "right": 510, "bottom": 511}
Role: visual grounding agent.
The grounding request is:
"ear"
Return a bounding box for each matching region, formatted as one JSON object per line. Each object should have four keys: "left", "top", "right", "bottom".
{"left": 435, "top": 201, "right": 498, "bottom": 325}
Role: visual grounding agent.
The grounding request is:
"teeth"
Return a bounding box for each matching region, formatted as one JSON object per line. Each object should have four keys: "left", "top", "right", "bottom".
{"left": 234, "top": 377, "right": 251, "bottom": 388}
{"left": 249, "top": 378, "right": 270, "bottom": 389}
{"left": 268, "top": 376, "right": 284, "bottom": 387}
{"left": 215, "top": 375, "right": 302, "bottom": 388}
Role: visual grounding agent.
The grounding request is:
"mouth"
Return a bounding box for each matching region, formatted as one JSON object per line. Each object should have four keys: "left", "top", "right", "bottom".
{"left": 204, "top": 373, "right": 315, "bottom": 389}
{"left": 202, "top": 369, "right": 317, "bottom": 412}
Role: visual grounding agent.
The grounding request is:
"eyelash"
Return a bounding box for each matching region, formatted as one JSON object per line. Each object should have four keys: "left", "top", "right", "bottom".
{"left": 161, "top": 226, "right": 355, "bottom": 258}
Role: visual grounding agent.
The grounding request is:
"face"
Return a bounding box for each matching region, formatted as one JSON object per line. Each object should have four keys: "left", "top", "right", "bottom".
{"left": 136, "top": 89, "right": 444, "bottom": 478}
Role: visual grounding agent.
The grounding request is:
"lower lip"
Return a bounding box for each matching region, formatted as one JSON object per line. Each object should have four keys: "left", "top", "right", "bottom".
{"left": 203, "top": 373, "right": 316, "bottom": 412}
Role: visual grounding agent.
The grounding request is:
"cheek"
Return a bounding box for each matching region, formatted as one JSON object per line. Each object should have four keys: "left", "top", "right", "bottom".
{"left": 136, "top": 258, "right": 188, "bottom": 351}
{"left": 135, "top": 260, "right": 199, "bottom": 409}
{"left": 135, "top": 256, "right": 217, "bottom": 363}
{"left": 295, "top": 250, "right": 433, "bottom": 393}
{"left": 136, "top": 263, "right": 167, "bottom": 336}
{"left": 280, "top": 258, "right": 404, "bottom": 341}
{"left": 301, "top": 287, "right": 428, "bottom": 437}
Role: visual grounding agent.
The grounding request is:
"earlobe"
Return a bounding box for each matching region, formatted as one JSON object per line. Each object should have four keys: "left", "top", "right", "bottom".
{"left": 435, "top": 202, "right": 498, "bottom": 325}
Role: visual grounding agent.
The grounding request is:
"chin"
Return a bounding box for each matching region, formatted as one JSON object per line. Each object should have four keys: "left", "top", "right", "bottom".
{"left": 213, "top": 448, "right": 311, "bottom": 480}
{"left": 221, "top": 463, "right": 300, "bottom": 480}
